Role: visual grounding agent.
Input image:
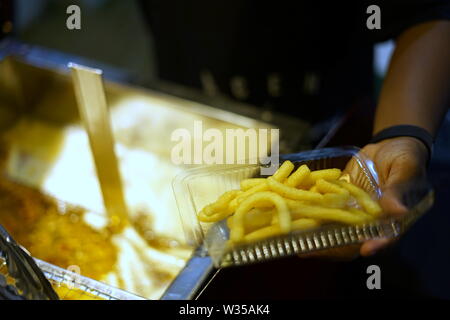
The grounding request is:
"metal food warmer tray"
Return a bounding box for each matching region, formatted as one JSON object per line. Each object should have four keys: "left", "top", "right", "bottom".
{"left": 0, "top": 40, "right": 311, "bottom": 300}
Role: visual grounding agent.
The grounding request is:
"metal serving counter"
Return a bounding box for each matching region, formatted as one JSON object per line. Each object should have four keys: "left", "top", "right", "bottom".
{"left": 0, "top": 40, "right": 311, "bottom": 300}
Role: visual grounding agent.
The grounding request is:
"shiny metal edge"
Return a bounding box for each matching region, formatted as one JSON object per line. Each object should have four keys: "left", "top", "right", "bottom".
{"left": 35, "top": 259, "right": 146, "bottom": 300}
{"left": 160, "top": 246, "right": 214, "bottom": 300}
{"left": 0, "top": 41, "right": 313, "bottom": 299}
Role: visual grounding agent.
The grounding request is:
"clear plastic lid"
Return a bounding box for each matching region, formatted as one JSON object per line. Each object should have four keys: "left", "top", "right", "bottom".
{"left": 173, "top": 146, "right": 434, "bottom": 267}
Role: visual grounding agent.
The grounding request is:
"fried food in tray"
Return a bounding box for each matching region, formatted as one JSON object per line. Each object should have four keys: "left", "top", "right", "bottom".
{"left": 52, "top": 285, "right": 103, "bottom": 300}
{"left": 175, "top": 147, "right": 433, "bottom": 268}
{"left": 0, "top": 178, "right": 117, "bottom": 281}
{"left": 198, "top": 161, "right": 382, "bottom": 245}
{"left": 0, "top": 177, "right": 191, "bottom": 299}
{"left": 0, "top": 167, "right": 190, "bottom": 300}
{"left": 0, "top": 118, "right": 192, "bottom": 300}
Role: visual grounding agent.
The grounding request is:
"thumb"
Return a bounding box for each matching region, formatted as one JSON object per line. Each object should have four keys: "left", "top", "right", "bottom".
{"left": 360, "top": 187, "right": 407, "bottom": 257}
{"left": 378, "top": 160, "right": 421, "bottom": 217}
{"left": 379, "top": 185, "right": 409, "bottom": 217}
{"left": 360, "top": 168, "right": 412, "bottom": 257}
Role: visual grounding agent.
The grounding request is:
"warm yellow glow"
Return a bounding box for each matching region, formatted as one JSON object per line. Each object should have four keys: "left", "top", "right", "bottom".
{"left": 2, "top": 114, "right": 193, "bottom": 299}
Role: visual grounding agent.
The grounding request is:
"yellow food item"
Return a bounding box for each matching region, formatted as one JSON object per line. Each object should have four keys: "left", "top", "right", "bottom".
{"left": 305, "top": 168, "right": 342, "bottom": 186}
{"left": 229, "top": 182, "right": 269, "bottom": 212}
{"left": 240, "top": 178, "right": 266, "bottom": 191}
{"left": 322, "top": 193, "right": 350, "bottom": 208}
{"left": 0, "top": 119, "right": 193, "bottom": 300}
{"left": 339, "top": 173, "right": 351, "bottom": 183}
{"left": 348, "top": 207, "right": 374, "bottom": 220}
{"left": 197, "top": 162, "right": 382, "bottom": 245}
{"left": 198, "top": 190, "right": 240, "bottom": 222}
{"left": 334, "top": 180, "right": 382, "bottom": 217}
{"left": 287, "top": 201, "right": 369, "bottom": 225}
{"left": 227, "top": 208, "right": 273, "bottom": 233}
{"left": 285, "top": 164, "right": 310, "bottom": 187}
{"left": 316, "top": 179, "right": 349, "bottom": 196}
{"left": 230, "top": 191, "right": 290, "bottom": 243}
{"left": 0, "top": 177, "right": 188, "bottom": 300}
{"left": 244, "top": 218, "right": 320, "bottom": 242}
{"left": 0, "top": 179, "right": 117, "bottom": 281}
{"left": 53, "top": 284, "right": 104, "bottom": 300}
{"left": 267, "top": 177, "right": 324, "bottom": 202}
{"left": 272, "top": 160, "right": 295, "bottom": 182}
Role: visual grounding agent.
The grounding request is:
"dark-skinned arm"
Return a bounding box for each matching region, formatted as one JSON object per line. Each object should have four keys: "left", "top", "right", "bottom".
{"left": 361, "top": 20, "right": 450, "bottom": 256}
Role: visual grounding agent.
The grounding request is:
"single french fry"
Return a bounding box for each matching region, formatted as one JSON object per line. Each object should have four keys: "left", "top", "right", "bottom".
{"left": 230, "top": 192, "right": 290, "bottom": 243}
{"left": 288, "top": 202, "right": 369, "bottom": 225}
{"left": 243, "top": 224, "right": 280, "bottom": 242}
{"left": 198, "top": 190, "right": 240, "bottom": 222}
{"left": 271, "top": 199, "right": 309, "bottom": 223}
{"left": 227, "top": 216, "right": 233, "bottom": 229}
{"left": 228, "top": 198, "right": 239, "bottom": 213}
{"left": 334, "top": 180, "right": 382, "bottom": 217}
{"left": 305, "top": 168, "right": 342, "bottom": 186}
{"left": 240, "top": 178, "right": 266, "bottom": 191}
{"left": 267, "top": 177, "right": 324, "bottom": 202}
{"left": 285, "top": 164, "right": 310, "bottom": 188}
{"left": 198, "top": 208, "right": 231, "bottom": 223}
{"left": 339, "top": 173, "right": 351, "bottom": 183}
{"left": 229, "top": 182, "right": 269, "bottom": 212}
{"left": 316, "top": 179, "right": 349, "bottom": 196}
{"left": 284, "top": 199, "right": 305, "bottom": 208}
{"left": 239, "top": 181, "right": 269, "bottom": 200}
{"left": 244, "top": 218, "right": 320, "bottom": 243}
{"left": 229, "top": 198, "right": 273, "bottom": 213}
{"left": 272, "top": 160, "right": 295, "bottom": 182}
{"left": 309, "top": 185, "right": 319, "bottom": 193}
{"left": 348, "top": 207, "right": 375, "bottom": 221}
{"left": 228, "top": 208, "right": 274, "bottom": 233}
{"left": 322, "top": 193, "right": 350, "bottom": 208}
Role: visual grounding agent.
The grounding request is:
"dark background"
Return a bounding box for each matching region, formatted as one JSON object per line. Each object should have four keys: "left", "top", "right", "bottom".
{"left": 1, "top": 0, "right": 449, "bottom": 299}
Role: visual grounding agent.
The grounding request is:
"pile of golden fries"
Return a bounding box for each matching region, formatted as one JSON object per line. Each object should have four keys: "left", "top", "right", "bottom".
{"left": 198, "top": 161, "right": 382, "bottom": 244}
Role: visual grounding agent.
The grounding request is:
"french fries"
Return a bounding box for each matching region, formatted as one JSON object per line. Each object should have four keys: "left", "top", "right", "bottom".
{"left": 227, "top": 208, "right": 273, "bottom": 233}
{"left": 230, "top": 191, "right": 290, "bottom": 243}
{"left": 272, "top": 160, "right": 295, "bottom": 182}
{"left": 197, "top": 161, "right": 382, "bottom": 244}
{"left": 267, "top": 177, "right": 324, "bottom": 202}
{"left": 287, "top": 201, "right": 369, "bottom": 225}
{"left": 285, "top": 164, "right": 310, "bottom": 187}
{"left": 322, "top": 193, "right": 350, "bottom": 208}
{"left": 240, "top": 178, "right": 266, "bottom": 191}
{"left": 198, "top": 190, "right": 240, "bottom": 222}
{"left": 308, "top": 168, "right": 342, "bottom": 183}
{"left": 244, "top": 218, "right": 320, "bottom": 242}
{"left": 334, "top": 180, "right": 382, "bottom": 217}
{"left": 316, "top": 179, "right": 349, "bottom": 196}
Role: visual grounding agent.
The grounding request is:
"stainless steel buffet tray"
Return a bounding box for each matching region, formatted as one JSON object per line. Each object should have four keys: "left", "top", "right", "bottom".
{"left": 0, "top": 41, "right": 311, "bottom": 300}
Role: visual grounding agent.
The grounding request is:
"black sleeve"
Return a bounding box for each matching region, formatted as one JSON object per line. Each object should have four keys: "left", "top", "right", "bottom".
{"left": 368, "top": 0, "right": 450, "bottom": 42}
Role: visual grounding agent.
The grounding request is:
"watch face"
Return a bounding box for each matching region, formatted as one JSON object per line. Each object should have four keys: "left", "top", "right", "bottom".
{"left": 0, "top": 0, "right": 13, "bottom": 39}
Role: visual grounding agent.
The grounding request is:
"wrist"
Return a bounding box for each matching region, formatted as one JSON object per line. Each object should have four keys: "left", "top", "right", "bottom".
{"left": 371, "top": 125, "right": 433, "bottom": 164}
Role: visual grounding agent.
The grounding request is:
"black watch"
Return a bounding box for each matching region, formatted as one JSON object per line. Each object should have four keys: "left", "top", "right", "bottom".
{"left": 370, "top": 125, "right": 433, "bottom": 163}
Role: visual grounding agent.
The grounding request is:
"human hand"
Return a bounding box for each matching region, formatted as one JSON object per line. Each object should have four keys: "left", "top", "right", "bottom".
{"left": 358, "top": 136, "right": 428, "bottom": 256}
{"left": 300, "top": 137, "right": 429, "bottom": 261}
